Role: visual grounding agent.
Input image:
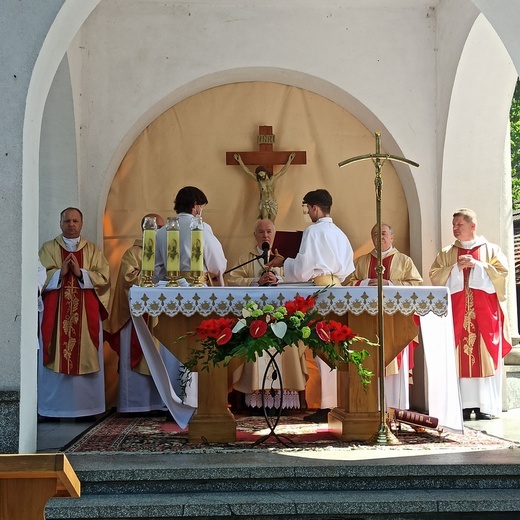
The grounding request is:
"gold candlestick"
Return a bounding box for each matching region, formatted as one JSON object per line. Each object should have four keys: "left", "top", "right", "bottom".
{"left": 165, "top": 217, "right": 181, "bottom": 287}
{"left": 190, "top": 270, "right": 205, "bottom": 287}
{"left": 139, "top": 216, "right": 157, "bottom": 287}
{"left": 190, "top": 215, "right": 204, "bottom": 286}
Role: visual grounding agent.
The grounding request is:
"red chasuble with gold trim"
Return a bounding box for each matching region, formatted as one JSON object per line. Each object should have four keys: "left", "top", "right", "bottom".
{"left": 451, "top": 245, "right": 509, "bottom": 378}
{"left": 353, "top": 253, "right": 417, "bottom": 373}
{"left": 40, "top": 237, "right": 110, "bottom": 376}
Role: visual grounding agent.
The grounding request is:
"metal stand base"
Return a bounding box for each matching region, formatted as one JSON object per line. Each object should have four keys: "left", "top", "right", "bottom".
{"left": 252, "top": 350, "right": 295, "bottom": 447}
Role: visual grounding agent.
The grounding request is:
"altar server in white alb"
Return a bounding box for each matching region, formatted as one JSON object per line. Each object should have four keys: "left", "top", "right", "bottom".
{"left": 268, "top": 189, "right": 355, "bottom": 422}
{"left": 344, "top": 223, "right": 423, "bottom": 410}
{"left": 228, "top": 218, "right": 307, "bottom": 412}
{"left": 154, "top": 186, "right": 227, "bottom": 407}
{"left": 38, "top": 207, "right": 110, "bottom": 419}
{"left": 429, "top": 208, "right": 512, "bottom": 420}
{"left": 154, "top": 186, "right": 227, "bottom": 286}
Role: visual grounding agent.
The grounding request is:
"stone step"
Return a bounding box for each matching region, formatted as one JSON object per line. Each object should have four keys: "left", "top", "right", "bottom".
{"left": 45, "top": 489, "right": 520, "bottom": 520}
{"left": 43, "top": 452, "right": 520, "bottom": 519}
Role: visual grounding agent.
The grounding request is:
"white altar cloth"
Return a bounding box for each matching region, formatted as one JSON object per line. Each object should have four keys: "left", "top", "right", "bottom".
{"left": 129, "top": 284, "right": 463, "bottom": 433}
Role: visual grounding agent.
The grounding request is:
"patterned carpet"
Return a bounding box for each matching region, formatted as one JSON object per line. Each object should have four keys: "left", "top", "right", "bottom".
{"left": 63, "top": 412, "right": 516, "bottom": 454}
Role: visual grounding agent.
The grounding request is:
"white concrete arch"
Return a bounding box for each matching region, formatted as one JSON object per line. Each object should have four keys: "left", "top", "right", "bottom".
{"left": 20, "top": 0, "right": 101, "bottom": 453}
{"left": 441, "top": 13, "right": 516, "bottom": 245}
{"left": 440, "top": 13, "right": 517, "bottom": 331}
{"left": 99, "top": 67, "right": 421, "bottom": 244}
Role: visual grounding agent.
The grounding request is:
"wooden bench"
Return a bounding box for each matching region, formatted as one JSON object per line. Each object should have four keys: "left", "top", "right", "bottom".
{"left": 0, "top": 453, "right": 80, "bottom": 520}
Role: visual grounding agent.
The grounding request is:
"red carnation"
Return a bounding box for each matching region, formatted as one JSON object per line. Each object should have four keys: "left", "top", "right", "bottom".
{"left": 285, "top": 295, "right": 315, "bottom": 315}
{"left": 298, "top": 296, "right": 315, "bottom": 313}
{"left": 285, "top": 300, "right": 297, "bottom": 315}
{"left": 195, "top": 317, "right": 237, "bottom": 341}
{"left": 326, "top": 321, "right": 348, "bottom": 342}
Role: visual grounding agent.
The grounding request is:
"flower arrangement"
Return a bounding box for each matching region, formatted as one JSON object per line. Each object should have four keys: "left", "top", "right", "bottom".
{"left": 179, "top": 290, "right": 375, "bottom": 395}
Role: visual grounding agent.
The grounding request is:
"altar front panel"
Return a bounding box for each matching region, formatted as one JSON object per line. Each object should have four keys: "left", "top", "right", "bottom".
{"left": 129, "top": 284, "right": 462, "bottom": 440}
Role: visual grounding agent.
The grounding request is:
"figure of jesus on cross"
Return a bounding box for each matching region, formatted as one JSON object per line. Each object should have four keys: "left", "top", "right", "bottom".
{"left": 227, "top": 126, "right": 306, "bottom": 222}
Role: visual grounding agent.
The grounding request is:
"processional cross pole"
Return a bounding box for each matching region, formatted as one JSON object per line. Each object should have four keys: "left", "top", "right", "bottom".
{"left": 338, "top": 131, "right": 419, "bottom": 444}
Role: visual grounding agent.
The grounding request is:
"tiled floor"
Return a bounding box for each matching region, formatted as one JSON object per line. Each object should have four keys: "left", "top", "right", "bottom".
{"left": 37, "top": 407, "right": 520, "bottom": 453}
{"left": 37, "top": 412, "right": 111, "bottom": 453}
{"left": 463, "top": 406, "right": 520, "bottom": 444}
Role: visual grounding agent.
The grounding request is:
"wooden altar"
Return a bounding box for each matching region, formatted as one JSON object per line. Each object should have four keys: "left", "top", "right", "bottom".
{"left": 129, "top": 285, "right": 461, "bottom": 443}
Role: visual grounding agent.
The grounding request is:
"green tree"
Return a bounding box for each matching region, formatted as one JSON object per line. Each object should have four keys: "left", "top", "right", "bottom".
{"left": 511, "top": 78, "right": 520, "bottom": 209}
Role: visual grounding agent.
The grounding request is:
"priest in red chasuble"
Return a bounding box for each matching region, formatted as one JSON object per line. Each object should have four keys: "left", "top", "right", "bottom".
{"left": 38, "top": 207, "right": 110, "bottom": 419}
{"left": 429, "top": 208, "right": 511, "bottom": 420}
{"left": 343, "top": 223, "right": 423, "bottom": 410}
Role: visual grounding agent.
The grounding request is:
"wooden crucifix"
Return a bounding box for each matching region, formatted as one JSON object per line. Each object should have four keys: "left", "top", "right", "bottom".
{"left": 226, "top": 126, "right": 306, "bottom": 221}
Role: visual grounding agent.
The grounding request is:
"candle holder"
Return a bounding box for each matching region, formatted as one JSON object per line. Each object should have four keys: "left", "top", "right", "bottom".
{"left": 139, "top": 216, "right": 157, "bottom": 287}
{"left": 190, "top": 215, "right": 204, "bottom": 286}
{"left": 190, "top": 270, "right": 205, "bottom": 287}
{"left": 166, "top": 270, "right": 181, "bottom": 287}
{"left": 139, "top": 270, "right": 155, "bottom": 287}
{"left": 166, "top": 217, "right": 180, "bottom": 284}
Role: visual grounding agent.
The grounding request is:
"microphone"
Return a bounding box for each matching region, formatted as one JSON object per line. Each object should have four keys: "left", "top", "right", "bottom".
{"left": 261, "top": 242, "right": 270, "bottom": 263}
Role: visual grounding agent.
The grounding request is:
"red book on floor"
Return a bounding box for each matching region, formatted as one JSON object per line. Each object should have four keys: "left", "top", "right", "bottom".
{"left": 388, "top": 407, "right": 439, "bottom": 429}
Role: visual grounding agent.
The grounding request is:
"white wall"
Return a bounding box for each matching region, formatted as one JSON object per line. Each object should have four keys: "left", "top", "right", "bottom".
{"left": 18, "top": 0, "right": 101, "bottom": 452}
{"left": 44, "top": 0, "right": 441, "bottom": 265}
{"left": 39, "top": 54, "right": 79, "bottom": 242}
{"left": 36, "top": 0, "right": 518, "bottom": 305}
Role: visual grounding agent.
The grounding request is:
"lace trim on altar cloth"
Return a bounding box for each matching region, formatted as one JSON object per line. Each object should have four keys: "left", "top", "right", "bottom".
{"left": 245, "top": 390, "right": 301, "bottom": 409}
{"left": 129, "top": 286, "right": 450, "bottom": 318}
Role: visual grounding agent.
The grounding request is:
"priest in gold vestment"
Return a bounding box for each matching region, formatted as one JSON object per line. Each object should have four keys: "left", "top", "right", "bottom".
{"left": 38, "top": 207, "right": 110, "bottom": 418}
{"left": 228, "top": 219, "right": 307, "bottom": 411}
{"left": 344, "top": 223, "right": 423, "bottom": 410}
{"left": 429, "top": 208, "right": 511, "bottom": 420}
{"left": 107, "top": 214, "right": 182, "bottom": 413}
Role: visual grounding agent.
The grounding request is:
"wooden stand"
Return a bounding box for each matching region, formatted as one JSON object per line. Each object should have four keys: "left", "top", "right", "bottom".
{"left": 153, "top": 313, "right": 241, "bottom": 443}
{"left": 0, "top": 453, "right": 80, "bottom": 520}
{"left": 328, "top": 312, "right": 418, "bottom": 441}
{"left": 153, "top": 308, "right": 418, "bottom": 443}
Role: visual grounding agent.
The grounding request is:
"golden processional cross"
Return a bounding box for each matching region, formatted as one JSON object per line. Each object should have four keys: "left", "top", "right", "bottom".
{"left": 339, "top": 131, "right": 419, "bottom": 445}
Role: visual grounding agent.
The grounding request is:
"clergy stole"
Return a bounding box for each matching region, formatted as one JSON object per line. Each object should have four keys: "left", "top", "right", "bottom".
{"left": 363, "top": 254, "right": 416, "bottom": 376}
{"left": 451, "top": 245, "right": 503, "bottom": 378}
{"left": 41, "top": 248, "right": 104, "bottom": 375}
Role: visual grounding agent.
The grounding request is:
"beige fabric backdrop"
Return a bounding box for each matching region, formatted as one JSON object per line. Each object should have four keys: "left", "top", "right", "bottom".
{"left": 104, "top": 81, "right": 409, "bottom": 281}
{"left": 103, "top": 81, "right": 410, "bottom": 407}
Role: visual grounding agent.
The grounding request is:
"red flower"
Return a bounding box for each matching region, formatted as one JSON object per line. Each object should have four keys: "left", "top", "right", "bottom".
{"left": 196, "top": 317, "right": 237, "bottom": 341}
{"left": 285, "top": 300, "right": 297, "bottom": 315}
{"left": 285, "top": 295, "right": 315, "bottom": 315}
{"left": 249, "top": 320, "right": 268, "bottom": 338}
{"left": 327, "top": 320, "right": 355, "bottom": 342}
{"left": 216, "top": 328, "right": 233, "bottom": 346}
{"left": 315, "top": 321, "right": 331, "bottom": 342}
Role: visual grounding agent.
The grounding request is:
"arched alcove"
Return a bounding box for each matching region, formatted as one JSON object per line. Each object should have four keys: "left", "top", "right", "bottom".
{"left": 103, "top": 81, "right": 413, "bottom": 281}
